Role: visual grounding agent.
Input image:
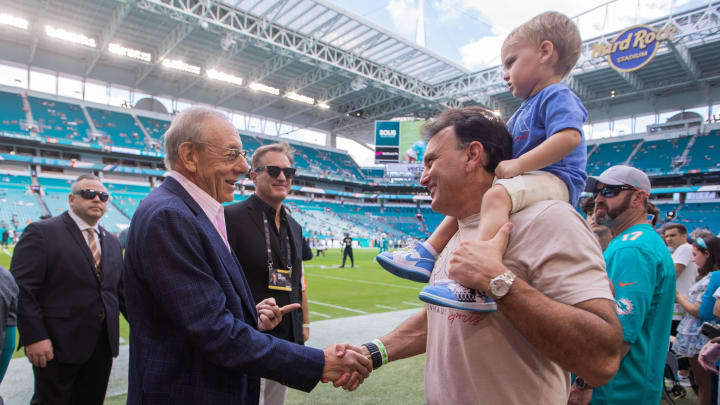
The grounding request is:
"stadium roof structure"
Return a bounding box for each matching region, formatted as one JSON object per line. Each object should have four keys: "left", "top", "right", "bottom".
{"left": 0, "top": 0, "right": 719, "bottom": 146}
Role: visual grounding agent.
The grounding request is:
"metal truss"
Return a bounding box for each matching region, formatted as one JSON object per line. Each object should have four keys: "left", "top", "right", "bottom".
{"left": 136, "top": 0, "right": 438, "bottom": 101}
{"left": 333, "top": 98, "right": 421, "bottom": 133}
{"left": 250, "top": 65, "right": 335, "bottom": 113}
{"left": 217, "top": 51, "right": 296, "bottom": 104}
{"left": 431, "top": 2, "right": 720, "bottom": 104}
{"left": 134, "top": 0, "right": 206, "bottom": 87}
{"left": 85, "top": 0, "right": 138, "bottom": 76}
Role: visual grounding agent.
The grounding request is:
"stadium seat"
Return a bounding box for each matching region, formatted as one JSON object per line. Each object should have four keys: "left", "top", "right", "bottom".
{"left": 0, "top": 90, "right": 28, "bottom": 134}
{"left": 27, "top": 96, "right": 92, "bottom": 143}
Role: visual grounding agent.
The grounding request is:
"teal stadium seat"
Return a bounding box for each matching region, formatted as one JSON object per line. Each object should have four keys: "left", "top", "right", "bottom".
{"left": 28, "top": 96, "right": 92, "bottom": 143}
{"left": 0, "top": 90, "right": 28, "bottom": 134}
{"left": 87, "top": 107, "right": 146, "bottom": 150}
{"left": 683, "top": 130, "right": 720, "bottom": 171}
{"left": 630, "top": 137, "right": 691, "bottom": 173}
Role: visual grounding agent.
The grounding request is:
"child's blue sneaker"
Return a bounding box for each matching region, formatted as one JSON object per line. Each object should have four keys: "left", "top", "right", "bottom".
{"left": 419, "top": 280, "right": 497, "bottom": 312}
{"left": 376, "top": 242, "right": 435, "bottom": 283}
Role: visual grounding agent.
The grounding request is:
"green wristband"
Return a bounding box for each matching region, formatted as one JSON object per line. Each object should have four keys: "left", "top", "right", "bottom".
{"left": 372, "top": 339, "right": 388, "bottom": 365}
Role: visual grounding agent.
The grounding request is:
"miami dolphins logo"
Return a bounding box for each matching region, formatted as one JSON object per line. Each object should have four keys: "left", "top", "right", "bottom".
{"left": 615, "top": 298, "right": 634, "bottom": 316}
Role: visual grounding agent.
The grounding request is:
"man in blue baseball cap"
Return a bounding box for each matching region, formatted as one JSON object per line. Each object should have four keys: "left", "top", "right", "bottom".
{"left": 571, "top": 165, "right": 676, "bottom": 405}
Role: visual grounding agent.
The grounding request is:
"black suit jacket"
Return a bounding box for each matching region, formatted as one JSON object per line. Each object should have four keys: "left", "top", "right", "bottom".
{"left": 11, "top": 211, "right": 124, "bottom": 364}
{"left": 225, "top": 195, "right": 304, "bottom": 345}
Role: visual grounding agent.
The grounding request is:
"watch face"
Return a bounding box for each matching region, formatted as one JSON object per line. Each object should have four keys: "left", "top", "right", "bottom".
{"left": 490, "top": 278, "right": 510, "bottom": 297}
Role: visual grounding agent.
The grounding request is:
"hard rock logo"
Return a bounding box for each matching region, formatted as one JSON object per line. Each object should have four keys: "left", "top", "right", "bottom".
{"left": 591, "top": 24, "right": 677, "bottom": 72}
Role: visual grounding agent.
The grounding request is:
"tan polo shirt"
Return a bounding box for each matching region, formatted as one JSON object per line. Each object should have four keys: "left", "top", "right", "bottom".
{"left": 425, "top": 200, "right": 613, "bottom": 405}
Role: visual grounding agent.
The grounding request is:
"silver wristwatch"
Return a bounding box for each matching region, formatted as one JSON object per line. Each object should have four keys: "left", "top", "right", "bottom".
{"left": 488, "top": 270, "right": 516, "bottom": 300}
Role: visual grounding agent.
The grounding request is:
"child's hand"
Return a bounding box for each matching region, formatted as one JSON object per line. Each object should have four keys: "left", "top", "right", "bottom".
{"left": 495, "top": 159, "right": 524, "bottom": 179}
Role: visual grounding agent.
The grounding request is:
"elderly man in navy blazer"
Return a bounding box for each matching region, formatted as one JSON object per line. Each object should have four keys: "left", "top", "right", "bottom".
{"left": 123, "top": 107, "right": 371, "bottom": 404}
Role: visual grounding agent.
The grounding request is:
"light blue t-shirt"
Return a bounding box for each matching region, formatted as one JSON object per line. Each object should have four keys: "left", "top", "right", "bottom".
{"left": 591, "top": 224, "right": 676, "bottom": 405}
{"left": 505, "top": 83, "right": 588, "bottom": 205}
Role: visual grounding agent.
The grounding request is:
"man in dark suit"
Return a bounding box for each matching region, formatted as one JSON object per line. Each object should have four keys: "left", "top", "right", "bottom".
{"left": 225, "top": 142, "right": 310, "bottom": 405}
{"left": 123, "top": 107, "right": 370, "bottom": 405}
{"left": 11, "top": 174, "right": 124, "bottom": 405}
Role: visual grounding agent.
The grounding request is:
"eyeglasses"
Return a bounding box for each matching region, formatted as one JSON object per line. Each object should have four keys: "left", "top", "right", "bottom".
{"left": 697, "top": 237, "right": 708, "bottom": 250}
{"left": 592, "top": 185, "right": 636, "bottom": 199}
{"left": 195, "top": 142, "right": 249, "bottom": 163}
{"left": 73, "top": 189, "right": 110, "bottom": 202}
{"left": 255, "top": 166, "right": 297, "bottom": 179}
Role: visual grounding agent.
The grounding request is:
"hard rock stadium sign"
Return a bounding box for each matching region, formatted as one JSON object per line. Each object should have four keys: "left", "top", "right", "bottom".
{"left": 591, "top": 24, "right": 678, "bottom": 72}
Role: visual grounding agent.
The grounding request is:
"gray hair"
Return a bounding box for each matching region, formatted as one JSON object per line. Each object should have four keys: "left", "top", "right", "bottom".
{"left": 163, "top": 107, "right": 229, "bottom": 170}
{"left": 251, "top": 142, "right": 294, "bottom": 171}
{"left": 71, "top": 174, "right": 103, "bottom": 193}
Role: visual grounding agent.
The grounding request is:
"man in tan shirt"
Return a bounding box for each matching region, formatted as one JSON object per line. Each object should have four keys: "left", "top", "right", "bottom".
{"left": 354, "top": 107, "right": 624, "bottom": 404}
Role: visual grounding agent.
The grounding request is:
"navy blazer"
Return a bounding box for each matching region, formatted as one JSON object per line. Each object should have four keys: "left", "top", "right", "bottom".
{"left": 11, "top": 211, "right": 124, "bottom": 364}
{"left": 123, "top": 177, "right": 325, "bottom": 405}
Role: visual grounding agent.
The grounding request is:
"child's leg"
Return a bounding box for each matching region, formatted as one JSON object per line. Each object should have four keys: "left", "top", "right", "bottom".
{"left": 476, "top": 184, "right": 512, "bottom": 242}
{"left": 425, "top": 216, "right": 458, "bottom": 255}
{"left": 376, "top": 218, "right": 457, "bottom": 283}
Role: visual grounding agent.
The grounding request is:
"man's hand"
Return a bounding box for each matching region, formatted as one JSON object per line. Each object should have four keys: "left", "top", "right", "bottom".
{"left": 256, "top": 298, "right": 301, "bottom": 331}
{"left": 321, "top": 343, "right": 372, "bottom": 391}
{"left": 303, "top": 325, "right": 310, "bottom": 342}
{"left": 448, "top": 223, "right": 513, "bottom": 291}
{"left": 25, "top": 339, "right": 54, "bottom": 368}
{"left": 699, "top": 341, "right": 720, "bottom": 373}
{"left": 567, "top": 384, "right": 592, "bottom": 405}
{"left": 495, "top": 159, "right": 524, "bottom": 179}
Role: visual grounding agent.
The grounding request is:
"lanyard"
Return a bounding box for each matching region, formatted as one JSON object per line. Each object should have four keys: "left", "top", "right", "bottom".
{"left": 262, "top": 211, "right": 292, "bottom": 271}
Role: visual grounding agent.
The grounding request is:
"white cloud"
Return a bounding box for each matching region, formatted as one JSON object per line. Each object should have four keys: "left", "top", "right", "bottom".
{"left": 435, "top": 0, "right": 692, "bottom": 70}
{"left": 386, "top": 0, "right": 420, "bottom": 40}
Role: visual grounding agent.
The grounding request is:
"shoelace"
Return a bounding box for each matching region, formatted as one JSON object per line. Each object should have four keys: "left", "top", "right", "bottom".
{"left": 450, "top": 284, "right": 478, "bottom": 302}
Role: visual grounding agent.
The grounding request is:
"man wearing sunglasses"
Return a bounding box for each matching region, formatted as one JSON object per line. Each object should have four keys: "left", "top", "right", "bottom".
{"left": 225, "top": 142, "right": 309, "bottom": 405}
{"left": 123, "top": 108, "right": 369, "bottom": 405}
{"left": 571, "top": 165, "right": 676, "bottom": 405}
{"left": 11, "top": 174, "right": 124, "bottom": 405}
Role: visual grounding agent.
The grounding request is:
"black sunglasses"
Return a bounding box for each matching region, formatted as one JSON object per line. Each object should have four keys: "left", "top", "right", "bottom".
{"left": 593, "top": 185, "right": 636, "bottom": 199}
{"left": 74, "top": 189, "right": 110, "bottom": 202}
{"left": 255, "top": 166, "right": 296, "bottom": 179}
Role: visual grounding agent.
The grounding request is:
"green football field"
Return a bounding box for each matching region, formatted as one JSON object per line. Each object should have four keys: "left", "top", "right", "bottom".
{"left": 3, "top": 247, "right": 424, "bottom": 358}
{"left": 2, "top": 246, "right": 429, "bottom": 404}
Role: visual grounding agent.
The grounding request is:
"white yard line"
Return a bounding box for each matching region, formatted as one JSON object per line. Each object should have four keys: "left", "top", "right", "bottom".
{"left": 309, "top": 311, "right": 331, "bottom": 318}
{"left": 305, "top": 273, "right": 420, "bottom": 291}
{"left": 402, "top": 301, "right": 425, "bottom": 307}
{"left": 375, "top": 304, "right": 397, "bottom": 310}
{"left": 308, "top": 299, "right": 367, "bottom": 314}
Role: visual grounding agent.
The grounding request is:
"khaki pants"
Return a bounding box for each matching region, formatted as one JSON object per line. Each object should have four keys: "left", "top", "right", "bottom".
{"left": 259, "top": 378, "right": 288, "bottom": 405}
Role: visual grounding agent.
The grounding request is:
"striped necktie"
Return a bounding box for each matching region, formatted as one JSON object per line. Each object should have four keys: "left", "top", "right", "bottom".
{"left": 86, "top": 228, "right": 101, "bottom": 278}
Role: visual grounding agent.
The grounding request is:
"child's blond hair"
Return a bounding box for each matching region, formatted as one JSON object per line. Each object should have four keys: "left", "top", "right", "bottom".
{"left": 504, "top": 11, "right": 582, "bottom": 78}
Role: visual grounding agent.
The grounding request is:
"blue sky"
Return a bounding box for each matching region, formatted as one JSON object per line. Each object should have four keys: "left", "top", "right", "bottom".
{"left": 329, "top": 0, "right": 703, "bottom": 71}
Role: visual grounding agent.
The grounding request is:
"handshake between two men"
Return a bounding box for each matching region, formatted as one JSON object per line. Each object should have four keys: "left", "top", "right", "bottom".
{"left": 256, "top": 297, "right": 374, "bottom": 391}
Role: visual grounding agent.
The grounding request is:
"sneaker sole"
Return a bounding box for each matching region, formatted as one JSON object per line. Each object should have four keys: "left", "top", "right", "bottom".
{"left": 418, "top": 291, "right": 497, "bottom": 312}
{"left": 376, "top": 254, "right": 431, "bottom": 283}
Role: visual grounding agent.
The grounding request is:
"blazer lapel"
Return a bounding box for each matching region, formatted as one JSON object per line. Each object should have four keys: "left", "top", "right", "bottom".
{"left": 164, "top": 178, "right": 258, "bottom": 319}
{"left": 197, "top": 213, "right": 258, "bottom": 319}
{"left": 62, "top": 212, "right": 99, "bottom": 281}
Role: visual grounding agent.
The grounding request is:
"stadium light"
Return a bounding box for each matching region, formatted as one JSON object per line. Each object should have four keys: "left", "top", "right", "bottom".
{"left": 249, "top": 82, "right": 280, "bottom": 96}
{"left": 162, "top": 58, "right": 200, "bottom": 75}
{"left": 108, "top": 43, "right": 151, "bottom": 62}
{"left": 317, "top": 102, "right": 330, "bottom": 110}
{"left": 285, "top": 92, "right": 314, "bottom": 105}
{"left": 0, "top": 13, "right": 28, "bottom": 30}
{"left": 45, "top": 25, "right": 96, "bottom": 48}
{"left": 207, "top": 69, "right": 243, "bottom": 86}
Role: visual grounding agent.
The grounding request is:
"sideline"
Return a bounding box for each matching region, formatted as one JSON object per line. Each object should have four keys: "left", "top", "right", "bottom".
{"left": 305, "top": 273, "right": 421, "bottom": 291}
{"left": 0, "top": 308, "right": 423, "bottom": 404}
